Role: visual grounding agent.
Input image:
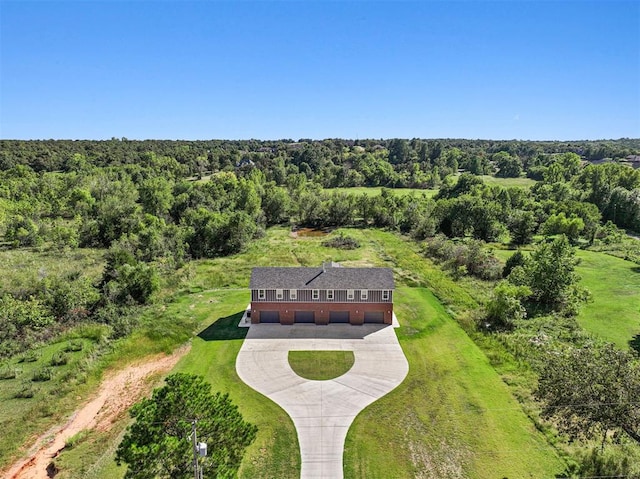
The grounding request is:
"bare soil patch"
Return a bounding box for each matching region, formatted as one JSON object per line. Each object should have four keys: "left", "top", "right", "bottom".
{"left": 290, "top": 227, "right": 331, "bottom": 238}
{"left": 3, "top": 345, "right": 189, "bottom": 479}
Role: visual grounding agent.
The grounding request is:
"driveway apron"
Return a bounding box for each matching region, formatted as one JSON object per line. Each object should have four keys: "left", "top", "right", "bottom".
{"left": 236, "top": 324, "right": 409, "bottom": 479}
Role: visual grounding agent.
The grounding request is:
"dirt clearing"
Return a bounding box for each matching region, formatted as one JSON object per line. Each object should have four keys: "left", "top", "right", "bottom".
{"left": 4, "top": 345, "right": 189, "bottom": 479}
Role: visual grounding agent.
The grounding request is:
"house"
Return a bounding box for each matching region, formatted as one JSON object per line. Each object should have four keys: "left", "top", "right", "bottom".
{"left": 235, "top": 158, "right": 255, "bottom": 168}
{"left": 249, "top": 262, "right": 394, "bottom": 325}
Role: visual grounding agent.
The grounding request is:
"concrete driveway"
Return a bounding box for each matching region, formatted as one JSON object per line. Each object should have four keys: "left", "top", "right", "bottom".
{"left": 235, "top": 323, "right": 409, "bottom": 479}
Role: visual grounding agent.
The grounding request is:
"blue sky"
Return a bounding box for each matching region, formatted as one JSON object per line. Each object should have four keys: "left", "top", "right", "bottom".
{"left": 1, "top": 1, "right": 639, "bottom": 140}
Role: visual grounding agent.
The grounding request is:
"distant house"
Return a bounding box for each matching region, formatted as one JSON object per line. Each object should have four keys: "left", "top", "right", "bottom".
{"left": 236, "top": 158, "right": 255, "bottom": 168}
{"left": 249, "top": 262, "right": 394, "bottom": 325}
{"left": 625, "top": 155, "right": 640, "bottom": 169}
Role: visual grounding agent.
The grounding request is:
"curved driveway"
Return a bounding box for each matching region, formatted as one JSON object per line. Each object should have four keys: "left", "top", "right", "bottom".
{"left": 236, "top": 323, "right": 409, "bottom": 479}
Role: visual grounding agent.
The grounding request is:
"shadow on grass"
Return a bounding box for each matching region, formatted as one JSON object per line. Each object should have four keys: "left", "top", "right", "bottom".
{"left": 198, "top": 312, "right": 247, "bottom": 341}
{"left": 630, "top": 333, "right": 640, "bottom": 354}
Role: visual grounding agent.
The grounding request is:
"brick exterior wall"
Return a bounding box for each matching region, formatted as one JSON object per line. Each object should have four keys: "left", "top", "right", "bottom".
{"left": 251, "top": 301, "right": 393, "bottom": 325}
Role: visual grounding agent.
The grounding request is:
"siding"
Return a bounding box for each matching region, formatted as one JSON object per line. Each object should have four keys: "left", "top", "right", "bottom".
{"left": 251, "top": 289, "right": 392, "bottom": 303}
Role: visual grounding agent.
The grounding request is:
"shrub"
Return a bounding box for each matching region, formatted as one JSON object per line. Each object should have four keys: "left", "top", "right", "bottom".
{"left": 50, "top": 352, "right": 69, "bottom": 366}
{"left": 0, "top": 366, "right": 18, "bottom": 380}
{"left": 503, "top": 250, "right": 526, "bottom": 277}
{"left": 65, "top": 430, "right": 89, "bottom": 449}
{"left": 17, "top": 350, "right": 41, "bottom": 363}
{"left": 424, "top": 236, "right": 502, "bottom": 281}
{"left": 15, "top": 381, "right": 35, "bottom": 398}
{"left": 64, "top": 340, "right": 84, "bottom": 352}
{"left": 485, "top": 281, "right": 532, "bottom": 328}
{"left": 322, "top": 234, "right": 361, "bottom": 250}
{"left": 32, "top": 367, "right": 53, "bottom": 382}
{"left": 573, "top": 444, "right": 640, "bottom": 478}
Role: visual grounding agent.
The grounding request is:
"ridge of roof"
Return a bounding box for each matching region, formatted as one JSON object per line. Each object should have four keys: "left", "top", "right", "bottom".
{"left": 249, "top": 265, "right": 395, "bottom": 290}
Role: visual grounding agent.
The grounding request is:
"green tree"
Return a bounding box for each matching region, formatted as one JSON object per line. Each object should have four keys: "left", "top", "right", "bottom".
{"left": 541, "top": 212, "right": 585, "bottom": 242}
{"left": 387, "top": 138, "right": 410, "bottom": 164}
{"left": 493, "top": 151, "right": 522, "bottom": 178}
{"left": 503, "top": 249, "right": 526, "bottom": 277}
{"left": 536, "top": 344, "right": 640, "bottom": 447}
{"left": 510, "top": 235, "right": 588, "bottom": 314}
{"left": 101, "top": 246, "right": 159, "bottom": 305}
{"left": 116, "top": 373, "right": 257, "bottom": 479}
{"left": 485, "top": 281, "right": 531, "bottom": 328}
{"left": 262, "top": 185, "right": 290, "bottom": 225}
{"left": 138, "top": 176, "right": 174, "bottom": 218}
{"left": 0, "top": 294, "right": 55, "bottom": 357}
{"left": 508, "top": 210, "right": 537, "bottom": 245}
{"left": 5, "top": 214, "right": 42, "bottom": 247}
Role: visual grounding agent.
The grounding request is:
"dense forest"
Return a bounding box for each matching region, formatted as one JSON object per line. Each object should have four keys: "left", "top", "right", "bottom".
{"left": 1, "top": 137, "right": 639, "bottom": 356}
{"left": 1, "top": 137, "right": 640, "bottom": 477}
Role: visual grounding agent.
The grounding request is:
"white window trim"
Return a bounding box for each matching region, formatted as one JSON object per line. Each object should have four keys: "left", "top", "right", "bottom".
{"left": 312, "top": 289, "right": 319, "bottom": 300}
{"left": 290, "top": 289, "right": 297, "bottom": 300}
{"left": 382, "top": 290, "right": 390, "bottom": 301}
{"left": 327, "top": 290, "right": 334, "bottom": 300}
{"left": 276, "top": 289, "right": 283, "bottom": 300}
{"left": 347, "top": 289, "right": 354, "bottom": 300}
{"left": 258, "top": 289, "right": 265, "bottom": 300}
{"left": 361, "top": 290, "right": 368, "bottom": 300}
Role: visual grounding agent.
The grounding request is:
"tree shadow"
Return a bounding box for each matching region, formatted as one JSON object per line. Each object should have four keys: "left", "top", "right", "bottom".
{"left": 198, "top": 311, "right": 247, "bottom": 341}
{"left": 629, "top": 333, "right": 640, "bottom": 354}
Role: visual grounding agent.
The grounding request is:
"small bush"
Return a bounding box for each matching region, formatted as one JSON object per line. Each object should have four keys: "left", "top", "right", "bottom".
{"left": 15, "top": 381, "right": 35, "bottom": 398}
{"left": 49, "top": 383, "right": 71, "bottom": 397}
{"left": 17, "top": 350, "right": 41, "bottom": 363}
{"left": 32, "top": 367, "right": 53, "bottom": 382}
{"left": 65, "top": 430, "right": 89, "bottom": 449}
{"left": 75, "top": 323, "right": 110, "bottom": 343}
{"left": 50, "top": 352, "right": 69, "bottom": 366}
{"left": 322, "top": 234, "right": 361, "bottom": 250}
{"left": 0, "top": 366, "right": 18, "bottom": 380}
{"left": 424, "top": 236, "right": 503, "bottom": 281}
{"left": 64, "top": 340, "right": 84, "bottom": 352}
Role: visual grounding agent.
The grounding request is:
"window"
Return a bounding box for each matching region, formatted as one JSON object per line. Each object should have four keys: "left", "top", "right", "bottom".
{"left": 347, "top": 289, "right": 354, "bottom": 300}
{"left": 361, "top": 290, "right": 368, "bottom": 300}
{"left": 327, "top": 290, "right": 334, "bottom": 300}
{"left": 382, "top": 290, "right": 390, "bottom": 301}
{"left": 312, "top": 289, "right": 319, "bottom": 300}
{"left": 276, "top": 289, "right": 283, "bottom": 300}
{"left": 258, "top": 289, "right": 265, "bottom": 300}
{"left": 290, "top": 289, "right": 297, "bottom": 300}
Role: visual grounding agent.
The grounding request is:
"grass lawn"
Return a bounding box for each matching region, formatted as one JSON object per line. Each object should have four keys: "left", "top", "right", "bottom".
{"left": 288, "top": 351, "right": 355, "bottom": 380}
{"left": 479, "top": 175, "right": 536, "bottom": 189}
{"left": 492, "top": 245, "right": 640, "bottom": 351}
{"left": 345, "top": 287, "right": 564, "bottom": 478}
{"left": 575, "top": 250, "right": 640, "bottom": 350}
{"left": 327, "top": 186, "right": 438, "bottom": 198}
{"left": 173, "top": 291, "right": 300, "bottom": 479}
{"left": 48, "top": 228, "right": 565, "bottom": 478}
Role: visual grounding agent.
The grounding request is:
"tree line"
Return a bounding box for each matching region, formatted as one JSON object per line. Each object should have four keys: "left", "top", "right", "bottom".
{"left": 1, "top": 142, "right": 640, "bottom": 357}
{"left": 2, "top": 138, "right": 640, "bottom": 475}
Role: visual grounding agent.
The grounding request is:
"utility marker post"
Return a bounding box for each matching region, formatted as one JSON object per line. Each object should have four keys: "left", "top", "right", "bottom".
{"left": 191, "top": 420, "right": 199, "bottom": 479}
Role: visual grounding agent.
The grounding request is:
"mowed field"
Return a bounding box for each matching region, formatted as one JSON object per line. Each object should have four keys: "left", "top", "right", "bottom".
{"left": 575, "top": 250, "right": 640, "bottom": 350}
{"left": 51, "top": 227, "right": 565, "bottom": 478}
{"left": 328, "top": 186, "right": 438, "bottom": 198}
{"left": 479, "top": 175, "right": 537, "bottom": 189}
{"left": 493, "top": 246, "right": 640, "bottom": 351}
{"left": 328, "top": 176, "right": 536, "bottom": 198}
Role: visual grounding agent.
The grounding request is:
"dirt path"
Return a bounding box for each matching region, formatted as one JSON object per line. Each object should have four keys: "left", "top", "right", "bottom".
{"left": 4, "top": 345, "right": 190, "bottom": 479}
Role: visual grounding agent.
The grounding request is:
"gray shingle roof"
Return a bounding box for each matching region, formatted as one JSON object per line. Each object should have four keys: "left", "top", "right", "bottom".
{"left": 250, "top": 266, "right": 394, "bottom": 290}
